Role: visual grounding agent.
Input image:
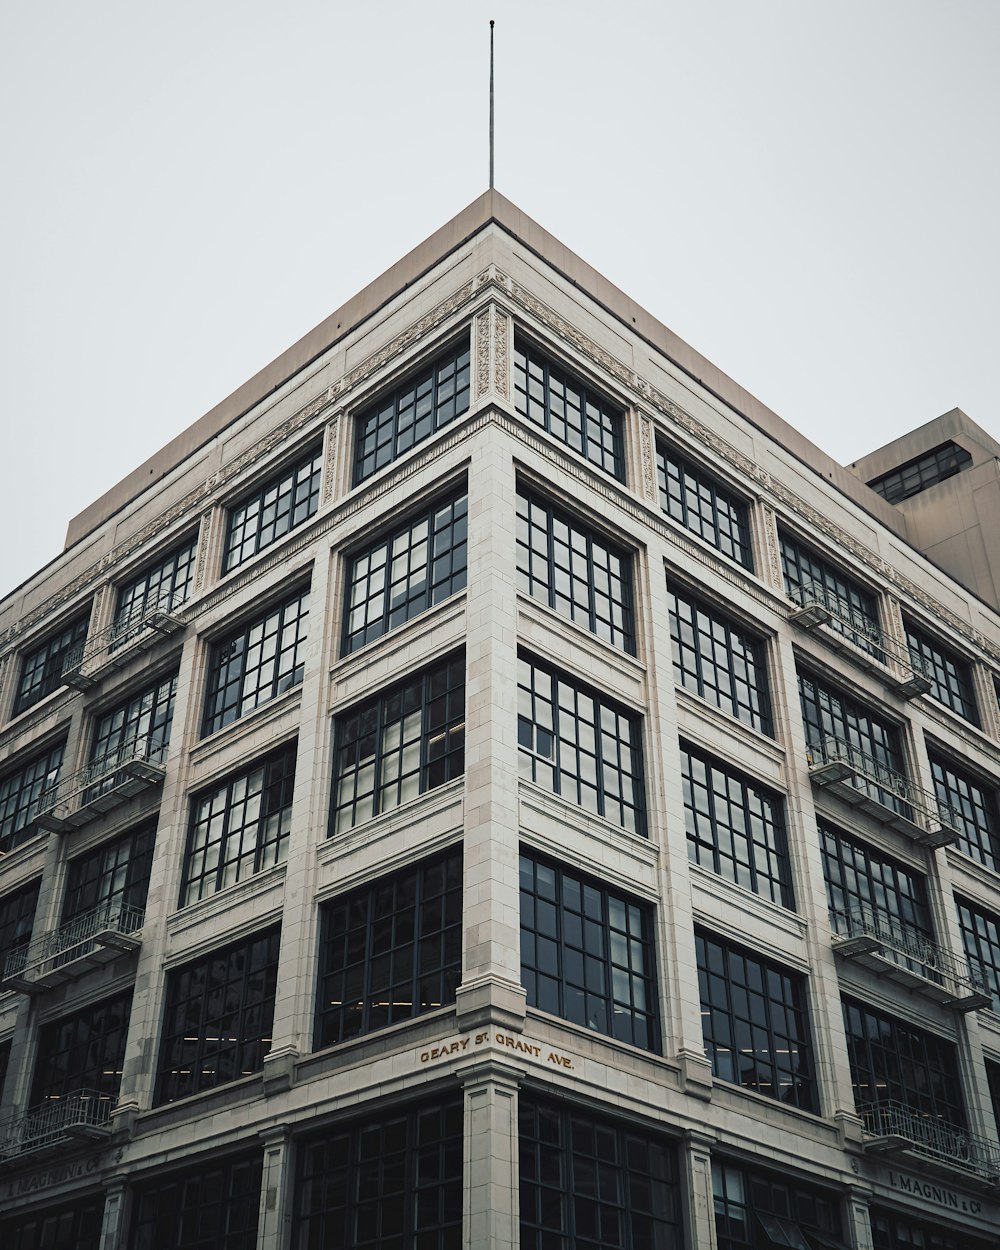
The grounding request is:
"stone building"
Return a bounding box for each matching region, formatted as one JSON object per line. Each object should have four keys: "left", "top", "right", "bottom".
{"left": 1, "top": 190, "right": 999, "bottom": 1249}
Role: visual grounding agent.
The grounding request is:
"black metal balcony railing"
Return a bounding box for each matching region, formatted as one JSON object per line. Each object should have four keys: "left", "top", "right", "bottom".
{"left": 2, "top": 902, "right": 144, "bottom": 992}
{"left": 806, "top": 736, "right": 958, "bottom": 848}
{"left": 61, "top": 596, "right": 184, "bottom": 690}
{"left": 35, "top": 735, "right": 167, "bottom": 832}
{"left": 2, "top": 1089, "right": 114, "bottom": 1159}
{"left": 788, "top": 580, "right": 932, "bottom": 697}
{"left": 859, "top": 1101, "right": 1000, "bottom": 1185}
{"left": 830, "top": 906, "right": 991, "bottom": 1012}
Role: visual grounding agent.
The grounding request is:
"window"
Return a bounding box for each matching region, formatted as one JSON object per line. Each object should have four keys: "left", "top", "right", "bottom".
{"left": 929, "top": 756, "right": 1000, "bottom": 871}
{"left": 0, "top": 1039, "right": 9, "bottom": 1102}
{"left": 31, "top": 989, "right": 132, "bottom": 1106}
{"left": 331, "top": 653, "right": 465, "bottom": 834}
{"left": 13, "top": 612, "right": 89, "bottom": 715}
{"left": 155, "top": 925, "right": 279, "bottom": 1105}
{"left": 516, "top": 487, "right": 635, "bottom": 653}
{"left": 62, "top": 824, "right": 155, "bottom": 928}
{"left": 182, "top": 743, "right": 295, "bottom": 906}
{"left": 682, "top": 745, "right": 792, "bottom": 908}
{"left": 955, "top": 896, "right": 1000, "bottom": 1013}
{"left": 519, "top": 1096, "right": 683, "bottom": 1250}
{"left": 343, "top": 490, "right": 467, "bottom": 655}
{"left": 987, "top": 1060, "right": 1000, "bottom": 1137}
{"left": 867, "top": 441, "right": 973, "bottom": 505}
{"left": 519, "top": 851, "right": 658, "bottom": 1050}
{"left": 1, "top": 1195, "right": 104, "bottom": 1250}
{"left": 315, "top": 848, "right": 462, "bottom": 1047}
{"left": 905, "top": 619, "right": 978, "bottom": 723}
{"left": 0, "top": 742, "right": 64, "bottom": 855}
{"left": 514, "top": 338, "right": 625, "bottom": 480}
{"left": 354, "top": 343, "right": 471, "bottom": 485}
{"left": 842, "top": 996, "right": 965, "bottom": 1126}
{"left": 294, "top": 1099, "right": 463, "bottom": 1250}
{"left": 115, "top": 536, "right": 196, "bottom": 633}
{"left": 0, "top": 878, "right": 40, "bottom": 980}
{"left": 799, "top": 671, "right": 910, "bottom": 819}
{"left": 696, "top": 929, "right": 816, "bottom": 1111}
{"left": 202, "top": 588, "right": 309, "bottom": 736}
{"left": 821, "top": 820, "right": 932, "bottom": 942}
{"left": 871, "top": 1207, "right": 994, "bottom": 1250}
{"left": 224, "top": 444, "right": 322, "bottom": 572}
{"left": 713, "top": 1160, "right": 843, "bottom": 1250}
{"left": 518, "top": 654, "right": 644, "bottom": 835}
{"left": 129, "top": 1153, "right": 262, "bottom": 1250}
{"left": 669, "top": 586, "right": 771, "bottom": 733}
{"left": 780, "top": 532, "right": 881, "bottom": 658}
{"left": 91, "top": 672, "right": 177, "bottom": 775}
{"left": 657, "top": 443, "right": 753, "bottom": 569}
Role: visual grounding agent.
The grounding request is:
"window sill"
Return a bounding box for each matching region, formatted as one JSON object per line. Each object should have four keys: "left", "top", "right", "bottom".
{"left": 688, "top": 863, "right": 808, "bottom": 957}
{"left": 188, "top": 688, "right": 303, "bottom": 779}
{"left": 166, "top": 863, "right": 287, "bottom": 944}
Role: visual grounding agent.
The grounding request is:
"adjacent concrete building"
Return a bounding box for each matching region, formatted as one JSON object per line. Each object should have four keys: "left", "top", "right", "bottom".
{"left": 1, "top": 190, "right": 999, "bottom": 1249}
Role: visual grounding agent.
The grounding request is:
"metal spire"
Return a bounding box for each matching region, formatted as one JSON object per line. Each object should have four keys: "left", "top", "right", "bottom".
{"left": 489, "top": 20, "right": 495, "bottom": 189}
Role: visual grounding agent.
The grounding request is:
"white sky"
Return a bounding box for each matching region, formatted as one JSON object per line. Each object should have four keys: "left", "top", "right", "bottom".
{"left": 1, "top": 1, "right": 997, "bottom": 598}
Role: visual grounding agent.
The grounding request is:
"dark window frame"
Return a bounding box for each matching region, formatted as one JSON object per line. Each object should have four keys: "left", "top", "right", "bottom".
{"left": 330, "top": 652, "right": 465, "bottom": 835}
{"left": 342, "top": 487, "right": 468, "bottom": 655}
{"left": 202, "top": 586, "right": 309, "bottom": 737}
{"left": 0, "top": 877, "right": 41, "bottom": 979}
{"left": 129, "top": 1151, "right": 263, "bottom": 1250}
{"left": 519, "top": 850, "right": 659, "bottom": 1052}
{"left": 517, "top": 653, "right": 645, "bottom": 836}
{"left": 13, "top": 612, "right": 90, "bottom": 716}
{"left": 353, "top": 341, "right": 471, "bottom": 485}
{"left": 956, "top": 895, "right": 1000, "bottom": 1014}
{"left": 929, "top": 754, "right": 1000, "bottom": 872}
{"left": 669, "top": 584, "right": 772, "bottom": 734}
{"left": 697, "top": 928, "right": 817, "bottom": 1111}
{"left": 799, "top": 670, "right": 910, "bottom": 819}
{"left": 712, "top": 1158, "right": 843, "bottom": 1250}
{"left": 315, "top": 848, "right": 462, "bottom": 1049}
{"left": 519, "top": 1094, "right": 683, "bottom": 1250}
{"left": 294, "top": 1097, "right": 464, "bottom": 1250}
{"left": 31, "top": 989, "right": 132, "bottom": 1105}
{"left": 821, "top": 819, "right": 933, "bottom": 941}
{"left": 904, "top": 617, "right": 979, "bottom": 724}
{"left": 154, "top": 925, "right": 280, "bottom": 1106}
{"left": 181, "top": 742, "right": 296, "bottom": 907}
{"left": 90, "top": 671, "right": 177, "bottom": 772}
{"left": 656, "top": 441, "right": 753, "bottom": 569}
{"left": 867, "top": 441, "right": 973, "bottom": 505}
{"left": 514, "top": 336, "right": 626, "bottom": 481}
{"left": 223, "top": 442, "right": 323, "bottom": 573}
{"left": 114, "top": 536, "right": 197, "bottom": 631}
{"left": 0, "top": 742, "right": 65, "bottom": 855}
{"left": 62, "top": 823, "right": 155, "bottom": 927}
{"left": 516, "top": 485, "right": 635, "bottom": 654}
{"left": 2, "top": 1193, "right": 104, "bottom": 1250}
{"left": 842, "top": 995, "right": 965, "bottom": 1127}
{"left": 682, "top": 743, "right": 793, "bottom": 908}
{"left": 781, "top": 531, "right": 882, "bottom": 659}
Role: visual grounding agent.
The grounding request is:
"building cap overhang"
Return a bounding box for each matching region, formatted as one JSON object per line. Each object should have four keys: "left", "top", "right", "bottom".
{"left": 62, "top": 187, "right": 909, "bottom": 555}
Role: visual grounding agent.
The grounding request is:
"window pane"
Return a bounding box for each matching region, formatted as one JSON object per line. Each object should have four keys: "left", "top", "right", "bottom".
{"left": 517, "top": 488, "right": 635, "bottom": 654}
{"left": 14, "top": 613, "right": 90, "bottom": 715}
{"left": 224, "top": 444, "right": 322, "bottom": 572}
{"left": 514, "top": 341, "right": 625, "bottom": 482}
{"left": 696, "top": 930, "right": 816, "bottom": 1112}
{"left": 657, "top": 444, "right": 752, "bottom": 569}
{"left": 519, "top": 852, "right": 658, "bottom": 1052}
{"left": 354, "top": 345, "right": 471, "bottom": 485}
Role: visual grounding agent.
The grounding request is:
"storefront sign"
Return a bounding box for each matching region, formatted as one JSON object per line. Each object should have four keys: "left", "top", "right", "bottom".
{"left": 419, "top": 1030, "right": 575, "bottom": 1070}
{"left": 3, "top": 1154, "right": 103, "bottom": 1201}
{"left": 885, "top": 1169, "right": 982, "bottom": 1216}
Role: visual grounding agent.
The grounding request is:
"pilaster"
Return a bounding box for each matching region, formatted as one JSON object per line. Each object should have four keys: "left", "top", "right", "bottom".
{"left": 463, "top": 1062, "right": 521, "bottom": 1250}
